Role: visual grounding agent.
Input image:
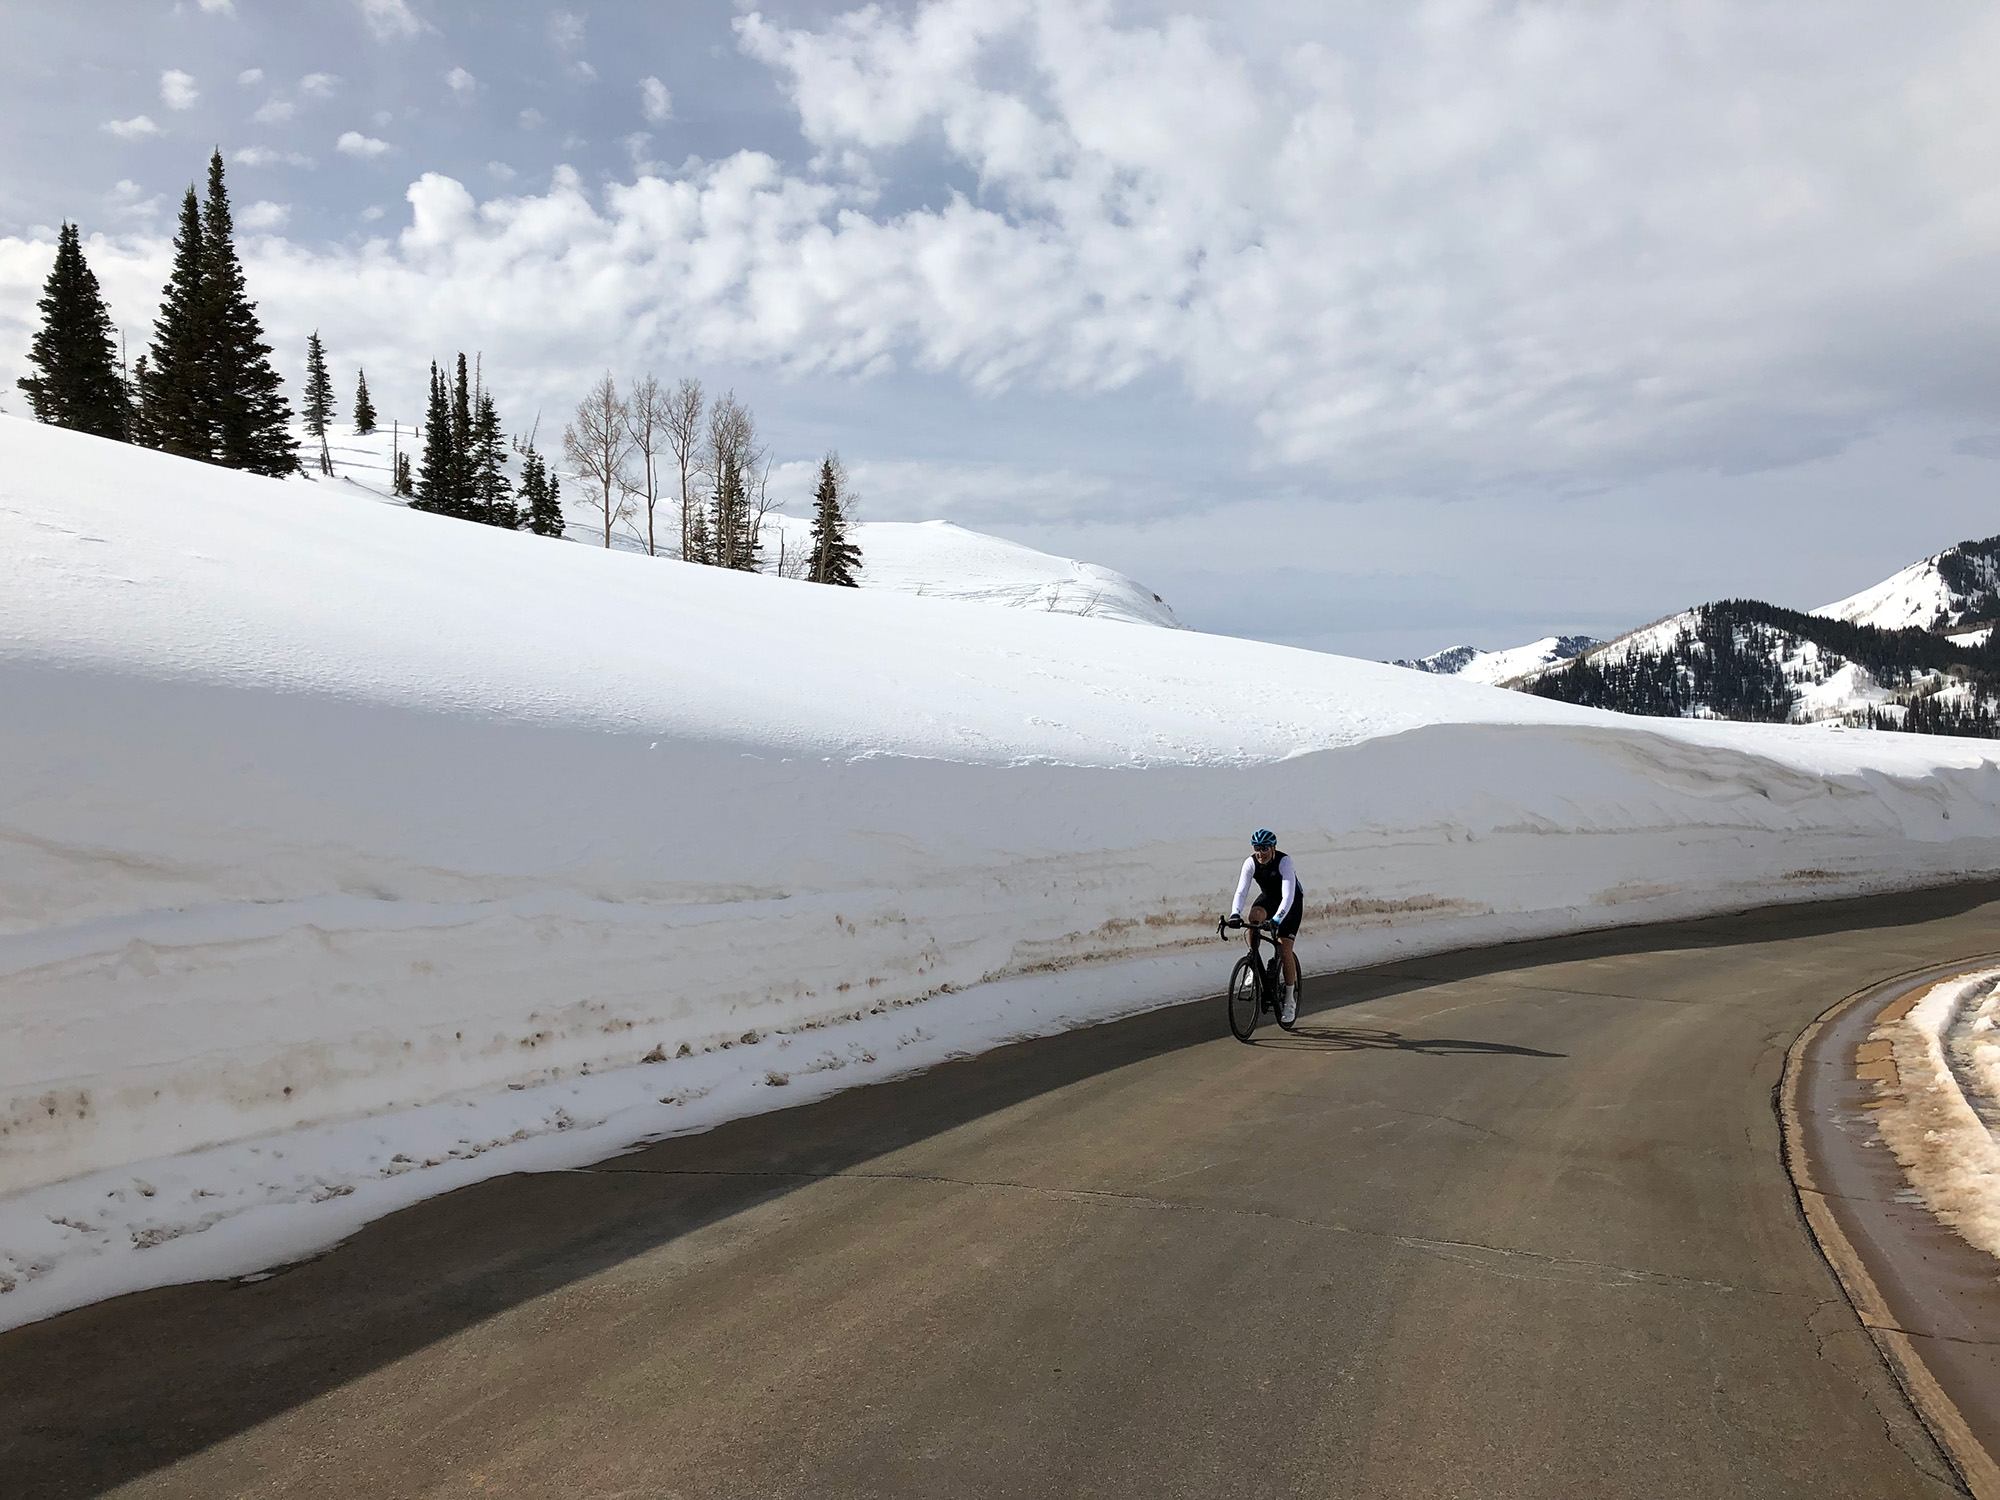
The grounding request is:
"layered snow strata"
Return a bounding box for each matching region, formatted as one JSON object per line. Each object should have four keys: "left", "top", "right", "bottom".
{"left": 9, "top": 415, "right": 2000, "bottom": 1327}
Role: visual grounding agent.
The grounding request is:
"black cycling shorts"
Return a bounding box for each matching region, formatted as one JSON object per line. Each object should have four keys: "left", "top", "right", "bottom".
{"left": 1252, "top": 902, "right": 1303, "bottom": 940}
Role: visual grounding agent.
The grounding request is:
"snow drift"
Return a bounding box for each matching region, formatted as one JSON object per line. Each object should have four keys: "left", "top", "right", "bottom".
{"left": 305, "top": 423, "right": 1183, "bottom": 628}
{"left": 9, "top": 415, "right": 2000, "bottom": 1327}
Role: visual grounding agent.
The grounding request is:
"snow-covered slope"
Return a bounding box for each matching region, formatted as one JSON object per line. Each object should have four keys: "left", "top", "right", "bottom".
{"left": 1394, "top": 635, "right": 1601, "bottom": 686}
{"left": 300, "top": 424, "right": 1180, "bottom": 628}
{"left": 769, "top": 515, "right": 1181, "bottom": 628}
{"left": 10, "top": 415, "right": 2000, "bottom": 1330}
{"left": 1816, "top": 536, "right": 2000, "bottom": 633}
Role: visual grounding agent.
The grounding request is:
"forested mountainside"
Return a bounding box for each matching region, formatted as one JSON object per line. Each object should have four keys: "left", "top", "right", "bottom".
{"left": 1523, "top": 594, "right": 2000, "bottom": 737}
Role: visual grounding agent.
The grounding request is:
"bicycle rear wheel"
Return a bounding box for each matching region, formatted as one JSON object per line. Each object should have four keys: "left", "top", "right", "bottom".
{"left": 1227, "top": 956, "right": 1262, "bottom": 1042}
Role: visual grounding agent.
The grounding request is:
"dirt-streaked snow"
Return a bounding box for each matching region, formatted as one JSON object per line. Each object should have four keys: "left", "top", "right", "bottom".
{"left": 1872, "top": 972, "right": 2000, "bottom": 1263}
{"left": 9, "top": 414, "right": 2000, "bottom": 1329}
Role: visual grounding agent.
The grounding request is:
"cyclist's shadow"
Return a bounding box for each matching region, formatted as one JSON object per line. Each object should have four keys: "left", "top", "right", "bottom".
{"left": 1251, "top": 1022, "right": 1565, "bottom": 1058}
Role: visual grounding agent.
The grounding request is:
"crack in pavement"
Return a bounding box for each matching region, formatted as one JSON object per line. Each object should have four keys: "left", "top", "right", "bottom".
{"left": 1806, "top": 1298, "right": 1968, "bottom": 1493}
{"left": 583, "top": 1162, "right": 1794, "bottom": 1298}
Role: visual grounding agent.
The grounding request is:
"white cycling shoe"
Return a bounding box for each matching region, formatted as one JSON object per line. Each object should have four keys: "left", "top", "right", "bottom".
{"left": 1279, "top": 986, "right": 1298, "bottom": 1029}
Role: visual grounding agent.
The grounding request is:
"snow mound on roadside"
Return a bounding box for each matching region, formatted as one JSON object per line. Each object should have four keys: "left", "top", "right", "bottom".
{"left": 9, "top": 414, "right": 2000, "bottom": 1329}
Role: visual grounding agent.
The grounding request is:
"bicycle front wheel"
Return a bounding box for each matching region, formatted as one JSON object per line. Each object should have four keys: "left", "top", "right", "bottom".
{"left": 1227, "top": 956, "right": 1262, "bottom": 1042}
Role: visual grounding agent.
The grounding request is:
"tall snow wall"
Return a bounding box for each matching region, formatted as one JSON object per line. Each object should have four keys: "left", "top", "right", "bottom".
{"left": 11, "top": 657, "right": 2000, "bottom": 1199}
{"left": 9, "top": 415, "right": 2000, "bottom": 1320}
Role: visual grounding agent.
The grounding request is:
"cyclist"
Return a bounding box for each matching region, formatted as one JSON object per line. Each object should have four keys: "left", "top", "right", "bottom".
{"left": 1227, "top": 829, "right": 1304, "bottom": 1028}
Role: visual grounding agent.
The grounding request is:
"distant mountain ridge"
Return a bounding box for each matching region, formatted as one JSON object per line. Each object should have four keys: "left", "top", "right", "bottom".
{"left": 1392, "top": 634, "right": 1603, "bottom": 686}
{"left": 1513, "top": 535, "right": 2000, "bottom": 737}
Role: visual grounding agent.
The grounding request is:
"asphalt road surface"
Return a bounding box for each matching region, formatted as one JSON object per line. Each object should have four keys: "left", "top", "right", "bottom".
{"left": 12, "top": 883, "right": 2000, "bottom": 1500}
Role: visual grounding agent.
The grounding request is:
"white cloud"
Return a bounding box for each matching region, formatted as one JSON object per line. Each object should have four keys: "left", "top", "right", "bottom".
{"left": 234, "top": 146, "right": 316, "bottom": 168}
{"left": 639, "top": 76, "right": 672, "bottom": 123}
{"left": 518, "top": 108, "right": 544, "bottom": 130}
{"left": 359, "top": 0, "right": 422, "bottom": 42}
{"left": 487, "top": 161, "right": 516, "bottom": 181}
{"left": 237, "top": 68, "right": 264, "bottom": 87}
{"left": 240, "top": 200, "right": 291, "bottom": 231}
{"left": 160, "top": 70, "right": 199, "bottom": 111}
{"left": 253, "top": 98, "right": 295, "bottom": 124}
{"left": 569, "top": 60, "right": 598, "bottom": 83}
{"left": 198, "top": 0, "right": 236, "bottom": 15}
{"left": 103, "top": 179, "right": 163, "bottom": 221}
{"left": 336, "top": 131, "right": 392, "bottom": 158}
{"left": 361, "top": 204, "right": 386, "bottom": 221}
{"left": 101, "top": 115, "right": 162, "bottom": 139}
{"left": 39, "top": 2, "right": 2000, "bottom": 514}
{"left": 549, "top": 11, "right": 585, "bottom": 50}
{"left": 299, "top": 72, "right": 341, "bottom": 100}
{"left": 446, "top": 67, "right": 475, "bottom": 97}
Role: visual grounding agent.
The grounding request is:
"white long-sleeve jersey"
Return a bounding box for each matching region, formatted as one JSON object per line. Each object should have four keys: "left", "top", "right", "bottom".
{"left": 1230, "top": 853, "right": 1298, "bottom": 923}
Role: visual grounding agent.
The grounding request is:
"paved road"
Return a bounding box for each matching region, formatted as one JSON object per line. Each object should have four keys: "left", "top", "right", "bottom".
{"left": 11, "top": 884, "right": 2000, "bottom": 1499}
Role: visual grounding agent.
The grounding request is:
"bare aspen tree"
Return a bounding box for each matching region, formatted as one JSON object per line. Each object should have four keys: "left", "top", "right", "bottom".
{"left": 662, "top": 377, "right": 705, "bottom": 562}
{"left": 624, "top": 373, "right": 669, "bottom": 556}
{"left": 563, "top": 372, "right": 633, "bottom": 548}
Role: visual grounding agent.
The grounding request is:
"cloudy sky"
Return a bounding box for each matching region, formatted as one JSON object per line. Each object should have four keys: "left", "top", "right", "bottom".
{"left": 3, "top": 1, "right": 1999, "bottom": 659}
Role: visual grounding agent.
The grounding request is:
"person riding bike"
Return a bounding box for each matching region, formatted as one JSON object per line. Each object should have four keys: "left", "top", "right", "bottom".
{"left": 1227, "top": 829, "right": 1304, "bottom": 1028}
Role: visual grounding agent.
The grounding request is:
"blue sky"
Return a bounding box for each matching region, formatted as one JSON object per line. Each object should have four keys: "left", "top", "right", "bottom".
{"left": 4, "top": 0, "right": 2000, "bottom": 659}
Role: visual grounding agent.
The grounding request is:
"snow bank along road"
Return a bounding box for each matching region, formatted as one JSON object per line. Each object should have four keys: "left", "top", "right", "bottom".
{"left": 8, "top": 884, "right": 2000, "bottom": 1499}
{"left": 11, "top": 417, "right": 2000, "bottom": 1327}
{"left": 1790, "top": 961, "right": 2000, "bottom": 1497}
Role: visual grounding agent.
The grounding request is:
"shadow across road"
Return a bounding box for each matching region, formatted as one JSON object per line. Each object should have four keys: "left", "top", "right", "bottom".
{"left": 1249, "top": 1023, "right": 1567, "bottom": 1057}
{"left": 5, "top": 878, "right": 2000, "bottom": 1499}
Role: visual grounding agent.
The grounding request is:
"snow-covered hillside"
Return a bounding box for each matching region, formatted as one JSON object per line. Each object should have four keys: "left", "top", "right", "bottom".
{"left": 10, "top": 415, "right": 2000, "bottom": 1330}
{"left": 770, "top": 515, "right": 1181, "bottom": 628}
{"left": 300, "top": 423, "right": 1180, "bottom": 628}
{"left": 1816, "top": 535, "right": 2000, "bottom": 633}
{"left": 1393, "top": 635, "right": 1600, "bottom": 686}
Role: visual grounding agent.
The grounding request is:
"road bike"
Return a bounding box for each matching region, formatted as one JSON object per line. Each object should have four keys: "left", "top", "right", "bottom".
{"left": 1217, "top": 914, "right": 1288, "bottom": 1042}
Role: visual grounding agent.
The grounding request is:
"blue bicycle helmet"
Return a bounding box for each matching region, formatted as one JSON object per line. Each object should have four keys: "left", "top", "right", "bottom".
{"left": 1250, "top": 828, "right": 1277, "bottom": 849}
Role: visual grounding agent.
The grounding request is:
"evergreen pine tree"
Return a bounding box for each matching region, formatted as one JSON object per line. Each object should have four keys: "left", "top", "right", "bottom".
{"left": 199, "top": 150, "right": 296, "bottom": 475}
{"left": 469, "top": 385, "right": 515, "bottom": 527}
{"left": 353, "top": 369, "right": 377, "bottom": 433}
{"left": 414, "top": 362, "right": 458, "bottom": 513}
{"left": 302, "top": 331, "right": 334, "bottom": 437}
{"left": 684, "top": 492, "right": 711, "bottom": 564}
{"left": 126, "top": 353, "right": 153, "bottom": 447}
{"left": 711, "top": 451, "right": 757, "bottom": 570}
{"left": 141, "top": 187, "right": 213, "bottom": 459}
{"left": 302, "top": 330, "right": 334, "bottom": 474}
{"left": 450, "top": 353, "right": 474, "bottom": 515}
{"left": 395, "top": 450, "right": 413, "bottom": 496}
{"left": 519, "top": 443, "right": 565, "bottom": 537}
{"left": 807, "top": 452, "right": 862, "bottom": 586}
{"left": 17, "top": 222, "right": 130, "bottom": 440}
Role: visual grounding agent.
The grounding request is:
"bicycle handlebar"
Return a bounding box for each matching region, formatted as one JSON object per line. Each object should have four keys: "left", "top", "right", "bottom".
{"left": 1217, "top": 915, "right": 1279, "bottom": 938}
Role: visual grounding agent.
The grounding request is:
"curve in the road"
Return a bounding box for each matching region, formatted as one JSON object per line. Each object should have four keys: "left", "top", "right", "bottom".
{"left": 10, "top": 882, "right": 2000, "bottom": 1499}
